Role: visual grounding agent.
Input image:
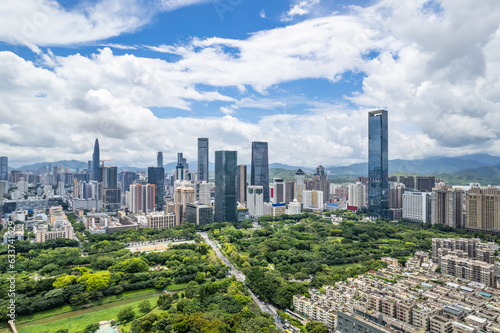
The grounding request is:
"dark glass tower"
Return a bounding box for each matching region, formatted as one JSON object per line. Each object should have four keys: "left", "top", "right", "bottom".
{"left": 92, "top": 139, "right": 102, "bottom": 182}
{"left": 148, "top": 167, "right": 165, "bottom": 211}
{"left": 215, "top": 150, "right": 237, "bottom": 222}
{"left": 0, "top": 156, "right": 7, "bottom": 181}
{"left": 198, "top": 138, "right": 209, "bottom": 182}
{"left": 157, "top": 152, "right": 163, "bottom": 168}
{"left": 251, "top": 142, "right": 269, "bottom": 202}
{"left": 121, "top": 171, "right": 137, "bottom": 193}
{"left": 104, "top": 167, "right": 118, "bottom": 188}
{"left": 368, "top": 110, "right": 389, "bottom": 218}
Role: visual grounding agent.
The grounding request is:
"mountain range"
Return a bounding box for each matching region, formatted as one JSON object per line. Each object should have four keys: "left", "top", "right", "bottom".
{"left": 8, "top": 154, "right": 500, "bottom": 185}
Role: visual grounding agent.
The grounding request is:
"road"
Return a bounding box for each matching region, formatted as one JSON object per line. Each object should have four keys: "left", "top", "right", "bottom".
{"left": 198, "top": 231, "right": 284, "bottom": 330}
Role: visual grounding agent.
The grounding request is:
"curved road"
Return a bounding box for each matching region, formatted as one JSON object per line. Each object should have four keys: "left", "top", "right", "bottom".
{"left": 198, "top": 232, "right": 284, "bottom": 330}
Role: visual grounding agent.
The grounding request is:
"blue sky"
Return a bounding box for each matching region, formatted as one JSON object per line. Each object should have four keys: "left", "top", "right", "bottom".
{"left": 0, "top": 0, "right": 499, "bottom": 168}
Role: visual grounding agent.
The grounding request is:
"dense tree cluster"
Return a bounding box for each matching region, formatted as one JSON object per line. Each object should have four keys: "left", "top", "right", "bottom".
{"left": 208, "top": 212, "right": 487, "bottom": 309}
{"left": 0, "top": 234, "right": 229, "bottom": 320}
{"left": 126, "top": 277, "right": 280, "bottom": 333}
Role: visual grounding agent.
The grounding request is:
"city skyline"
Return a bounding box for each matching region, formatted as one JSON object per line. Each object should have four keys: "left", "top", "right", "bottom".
{"left": 1, "top": 0, "right": 499, "bottom": 168}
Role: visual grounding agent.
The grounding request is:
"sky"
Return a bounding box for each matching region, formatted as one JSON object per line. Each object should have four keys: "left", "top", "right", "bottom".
{"left": 0, "top": 0, "right": 499, "bottom": 169}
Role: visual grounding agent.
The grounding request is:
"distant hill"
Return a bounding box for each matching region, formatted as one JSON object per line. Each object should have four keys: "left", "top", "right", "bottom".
{"left": 14, "top": 160, "right": 88, "bottom": 172}
{"left": 437, "top": 164, "right": 500, "bottom": 186}
{"left": 327, "top": 154, "right": 500, "bottom": 176}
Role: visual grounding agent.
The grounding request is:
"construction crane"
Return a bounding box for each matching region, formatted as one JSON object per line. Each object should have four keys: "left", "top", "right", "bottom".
{"left": 100, "top": 160, "right": 112, "bottom": 212}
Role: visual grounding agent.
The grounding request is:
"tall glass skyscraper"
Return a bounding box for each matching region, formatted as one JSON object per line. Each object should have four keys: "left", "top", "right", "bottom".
{"left": 0, "top": 156, "right": 7, "bottom": 181}
{"left": 92, "top": 139, "right": 102, "bottom": 182}
{"left": 251, "top": 141, "right": 269, "bottom": 202}
{"left": 198, "top": 138, "right": 209, "bottom": 182}
{"left": 157, "top": 152, "right": 163, "bottom": 168}
{"left": 215, "top": 150, "right": 237, "bottom": 222}
{"left": 368, "top": 110, "right": 389, "bottom": 218}
{"left": 148, "top": 167, "right": 165, "bottom": 211}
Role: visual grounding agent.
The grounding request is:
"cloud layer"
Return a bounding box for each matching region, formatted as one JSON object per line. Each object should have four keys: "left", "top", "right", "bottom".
{"left": 1, "top": 0, "right": 500, "bottom": 169}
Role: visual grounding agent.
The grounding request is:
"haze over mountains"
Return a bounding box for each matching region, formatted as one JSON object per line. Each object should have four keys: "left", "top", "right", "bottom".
{"left": 7, "top": 154, "right": 500, "bottom": 186}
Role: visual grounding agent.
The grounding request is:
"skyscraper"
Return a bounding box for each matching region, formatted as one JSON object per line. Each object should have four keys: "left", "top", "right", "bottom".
{"left": 0, "top": 156, "right": 7, "bottom": 181}
{"left": 148, "top": 167, "right": 165, "bottom": 211}
{"left": 247, "top": 185, "right": 264, "bottom": 217}
{"left": 314, "top": 165, "right": 330, "bottom": 203}
{"left": 104, "top": 167, "right": 118, "bottom": 188}
{"left": 215, "top": 150, "right": 237, "bottom": 223}
{"left": 176, "top": 153, "right": 188, "bottom": 181}
{"left": 368, "top": 110, "right": 389, "bottom": 218}
{"left": 92, "top": 139, "right": 102, "bottom": 182}
{"left": 157, "top": 152, "right": 163, "bottom": 168}
{"left": 431, "top": 186, "right": 463, "bottom": 228}
{"left": 251, "top": 141, "right": 269, "bottom": 202}
{"left": 272, "top": 178, "right": 284, "bottom": 204}
{"left": 237, "top": 164, "right": 247, "bottom": 204}
{"left": 295, "top": 168, "right": 305, "bottom": 204}
{"left": 198, "top": 138, "right": 209, "bottom": 182}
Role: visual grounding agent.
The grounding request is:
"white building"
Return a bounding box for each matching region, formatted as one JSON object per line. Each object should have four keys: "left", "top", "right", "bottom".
{"left": 0, "top": 180, "right": 8, "bottom": 196}
{"left": 303, "top": 190, "right": 323, "bottom": 209}
{"left": 147, "top": 212, "right": 176, "bottom": 229}
{"left": 402, "top": 191, "right": 431, "bottom": 223}
{"left": 198, "top": 181, "right": 213, "bottom": 205}
{"left": 17, "top": 180, "right": 28, "bottom": 193}
{"left": 287, "top": 199, "right": 302, "bottom": 215}
{"left": 348, "top": 181, "right": 366, "bottom": 208}
{"left": 247, "top": 185, "right": 264, "bottom": 217}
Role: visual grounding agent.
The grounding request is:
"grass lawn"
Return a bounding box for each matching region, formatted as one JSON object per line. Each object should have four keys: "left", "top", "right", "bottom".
{"left": 119, "top": 305, "right": 168, "bottom": 332}
{"left": 10, "top": 288, "right": 159, "bottom": 327}
{"left": 378, "top": 238, "right": 403, "bottom": 243}
{"left": 18, "top": 295, "right": 161, "bottom": 333}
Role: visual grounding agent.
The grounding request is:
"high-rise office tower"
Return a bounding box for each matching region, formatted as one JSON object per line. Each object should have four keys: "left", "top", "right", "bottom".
{"left": 237, "top": 165, "right": 247, "bottom": 204}
{"left": 121, "top": 172, "right": 137, "bottom": 195}
{"left": 92, "top": 139, "right": 102, "bottom": 182}
{"left": 104, "top": 167, "right": 118, "bottom": 188}
{"left": 416, "top": 176, "right": 436, "bottom": 192}
{"left": 215, "top": 150, "right": 237, "bottom": 222}
{"left": 176, "top": 153, "right": 188, "bottom": 181}
{"left": 148, "top": 167, "right": 165, "bottom": 211}
{"left": 368, "top": 110, "right": 389, "bottom": 218}
{"left": 251, "top": 142, "right": 269, "bottom": 202}
{"left": 198, "top": 138, "right": 209, "bottom": 182}
{"left": 295, "top": 168, "right": 305, "bottom": 204}
{"left": 399, "top": 176, "right": 415, "bottom": 190}
{"left": 157, "top": 152, "right": 163, "bottom": 168}
{"left": 0, "top": 156, "right": 7, "bottom": 181}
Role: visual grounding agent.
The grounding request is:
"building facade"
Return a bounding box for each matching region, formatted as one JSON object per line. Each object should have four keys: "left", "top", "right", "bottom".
{"left": 431, "top": 187, "right": 463, "bottom": 228}
{"left": 247, "top": 185, "right": 264, "bottom": 217}
{"left": 215, "top": 150, "right": 237, "bottom": 222}
{"left": 402, "top": 191, "right": 431, "bottom": 223}
{"left": 0, "top": 156, "right": 7, "bottom": 181}
{"left": 368, "top": 110, "right": 389, "bottom": 218}
{"left": 198, "top": 138, "right": 209, "bottom": 182}
{"left": 237, "top": 164, "right": 247, "bottom": 204}
{"left": 251, "top": 141, "right": 269, "bottom": 202}
{"left": 148, "top": 166, "right": 165, "bottom": 211}
{"left": 466, "top": 186, "right": 500, "bottom": 233}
